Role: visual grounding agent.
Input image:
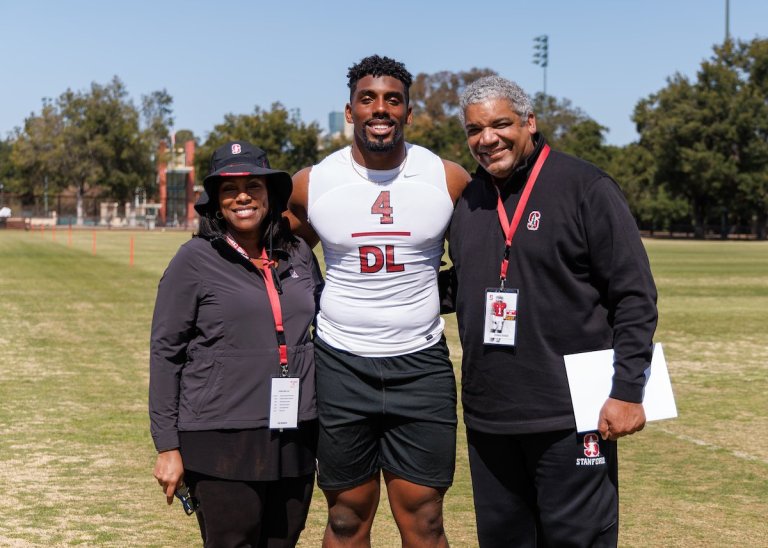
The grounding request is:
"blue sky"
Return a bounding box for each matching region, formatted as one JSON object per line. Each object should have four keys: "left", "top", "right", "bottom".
{"left": 1, "top": 0, "right": 766, "bottom": 147}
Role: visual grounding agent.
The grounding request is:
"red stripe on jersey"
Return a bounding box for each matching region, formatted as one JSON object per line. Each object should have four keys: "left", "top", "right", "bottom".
{"left": 351, "top": 231, "right": 411, "bottom": 238}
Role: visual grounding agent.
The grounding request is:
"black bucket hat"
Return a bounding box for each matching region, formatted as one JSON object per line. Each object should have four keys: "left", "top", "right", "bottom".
{"left": 194, "top": 140, "right": 292, "bottom": 215}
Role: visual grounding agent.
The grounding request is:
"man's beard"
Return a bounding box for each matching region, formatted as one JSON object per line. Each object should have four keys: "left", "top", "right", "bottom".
{"left": 361, "top": 118, "right": 403, "bottom": 153}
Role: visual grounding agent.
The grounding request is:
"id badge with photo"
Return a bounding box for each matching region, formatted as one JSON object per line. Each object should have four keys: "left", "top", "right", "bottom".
{"left": 483, "top": 288, "right": 519, "bottom": 347}
{"left": 269, "top": 377, "right": 300, "bottom": 429}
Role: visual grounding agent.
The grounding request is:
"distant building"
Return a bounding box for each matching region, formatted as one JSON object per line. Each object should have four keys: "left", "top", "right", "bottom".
{"left": 328, "top": 111, "right": 353, "bottom": 139}
{"left": 156, "top": 136, "right": 197, "bottom": 227}
{"left": 329, "top": 111, "right": 344, "bottom": 136}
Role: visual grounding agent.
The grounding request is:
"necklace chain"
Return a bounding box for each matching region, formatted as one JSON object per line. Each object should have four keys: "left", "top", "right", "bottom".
{"left": 350, "top": 151, "right": 408, "bottom": 183}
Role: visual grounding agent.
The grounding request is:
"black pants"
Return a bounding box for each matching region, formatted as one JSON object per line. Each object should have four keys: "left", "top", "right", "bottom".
{"left": 467, "top": 428, "right": 618, "bottom": 548}
{"left": 185, "top": 471, "right": 314, "bottom": 548}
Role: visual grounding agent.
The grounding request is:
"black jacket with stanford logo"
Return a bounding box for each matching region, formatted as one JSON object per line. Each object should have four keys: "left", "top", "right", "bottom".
{"left": 447, "top": 135, "right": 658, "bottom": 435}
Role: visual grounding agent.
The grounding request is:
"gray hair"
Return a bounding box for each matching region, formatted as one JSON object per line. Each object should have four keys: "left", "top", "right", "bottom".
{"left": 458, "top": 75, "right": 534, "bottom": 126}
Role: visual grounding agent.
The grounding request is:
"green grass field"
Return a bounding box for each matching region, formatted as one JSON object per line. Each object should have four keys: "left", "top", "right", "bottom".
{"left": 0, "top": 229, "right": 766, "bottom": 546}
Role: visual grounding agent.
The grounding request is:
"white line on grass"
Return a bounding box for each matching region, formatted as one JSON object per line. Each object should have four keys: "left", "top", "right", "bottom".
{"left": 655, "top": 426, "right": 768, "bottom": 465}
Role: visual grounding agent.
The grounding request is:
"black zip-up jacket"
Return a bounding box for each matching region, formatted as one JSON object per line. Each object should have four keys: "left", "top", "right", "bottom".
{"left": 149, "top": 236, "right": 322, "bottom": 451}
{"left": 447, "top": 135, "right": 658, "bottom": 434}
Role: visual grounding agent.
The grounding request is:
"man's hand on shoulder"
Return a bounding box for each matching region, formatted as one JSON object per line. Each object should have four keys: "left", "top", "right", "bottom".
{"left": 442, "top": 159, "right": 471, "bottom": 204}
{"left": 597, "top": 397, "right": 646, "bottom": 441}
{"left": 286, "top": 167, "right": 320, "bottom": 248}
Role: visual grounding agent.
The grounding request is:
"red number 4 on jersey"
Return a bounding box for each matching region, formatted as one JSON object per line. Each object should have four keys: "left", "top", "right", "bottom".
{"left": 371, "top": 191, "right": 393, "bottom": 224}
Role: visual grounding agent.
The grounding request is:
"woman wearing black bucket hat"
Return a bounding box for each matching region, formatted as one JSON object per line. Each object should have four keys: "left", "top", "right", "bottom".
{"left": 149, "top": 140, "right": 322, "bottom": 547}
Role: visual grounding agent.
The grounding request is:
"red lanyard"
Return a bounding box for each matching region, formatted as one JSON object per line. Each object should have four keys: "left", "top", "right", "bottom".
{"left": 495, "top": 145, "right": 550, "bottom": 287}
{"left": 224, "top": 233, "right": 288, "bottom": 375}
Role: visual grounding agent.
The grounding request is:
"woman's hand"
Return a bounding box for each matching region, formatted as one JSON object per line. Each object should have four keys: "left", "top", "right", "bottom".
{"left": 153, "top": 449, "right": 184, "bottom": 505}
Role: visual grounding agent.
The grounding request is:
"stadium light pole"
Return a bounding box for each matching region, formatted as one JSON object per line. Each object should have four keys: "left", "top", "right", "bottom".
{"left": 533, "top": 35, "right": 549, "bottom": 96}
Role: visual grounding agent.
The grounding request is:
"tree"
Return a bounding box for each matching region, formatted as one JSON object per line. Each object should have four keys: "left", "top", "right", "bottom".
{"left": 608, "top": 143, "right": 688, "bottom": 232}
{"left": 9, "top": 99, "right": 64, "bottom": 205}
{"left": 196, "top": 103, "right": 321, "bottom": 178}
{"left": 634, "top": 75, "right": 712, "bottom": 237}
{"left": 533, "top": 93, "right": 591, "bottom": 147}
{"left": 556, "top": 119, "right": 614, "bottom": 169}
{"left": 634, "top": 39, "right": 768, "bottom": 238}
{"left": 318, "top": 131, "right": 351, "bottom": 162}
{"left": 59, "top": 77, "right": 154, "bottom": 204}
{"left": 532, "top": 97, "right": 664, "bottom": 224}
{"left": 142, "top": 89, "right": 176, "bottom": 176}
{"left": 409, "top": 70, "right": 637, "bottom": 225}
{"left": 141, "top": 89, "right": 174, "bottom": 145}
{"left": 731, "top": 38, "right": 768, "bottom": 238}
{"left": 408, "top": 114, "right": 474, "bottom": 170}
{"left": 410, "top": 68, "right": 497, "bottom": 120}
{"left": 408, "top": 68, "right": 497, "bottom": 171}
{"left": 174, "top": 129, "right": 196, "bottom": 147}
{"left": 0, "top": 138, "right": 18, "bottom": 209}
{"left": 10, "top": 77, "right": 170, "bottom": 221}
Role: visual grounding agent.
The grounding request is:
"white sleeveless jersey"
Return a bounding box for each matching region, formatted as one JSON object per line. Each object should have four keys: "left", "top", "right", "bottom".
{"left": 308, "top": 143, "right": 454, "bottom": 357}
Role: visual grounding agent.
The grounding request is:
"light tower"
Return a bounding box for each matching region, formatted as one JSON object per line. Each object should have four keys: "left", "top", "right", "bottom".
{"left": 532, "top": 34, "right": 549, "bottom": 96}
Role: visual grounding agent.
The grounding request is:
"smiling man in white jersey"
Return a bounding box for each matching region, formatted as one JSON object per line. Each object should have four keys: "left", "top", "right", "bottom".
{"left": 287, "top": 55, "right": 470, "bottom": 548}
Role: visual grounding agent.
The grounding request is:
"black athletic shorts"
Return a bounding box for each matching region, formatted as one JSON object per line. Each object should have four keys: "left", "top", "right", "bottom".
{"left": 314, "top": 336, "right": 457, "bottom": 490}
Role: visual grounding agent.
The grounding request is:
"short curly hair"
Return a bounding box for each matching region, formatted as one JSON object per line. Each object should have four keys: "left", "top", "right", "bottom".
{"left": 347, "top": 55, "right": 413, "bottom": 104}
{"left": 458, "top": 76, "right": 534, "bottom": 127}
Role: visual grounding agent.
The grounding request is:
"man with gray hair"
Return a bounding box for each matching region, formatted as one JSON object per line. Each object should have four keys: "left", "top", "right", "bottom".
{"left": 444, "top": 75, "right": 658, "bottom": 546}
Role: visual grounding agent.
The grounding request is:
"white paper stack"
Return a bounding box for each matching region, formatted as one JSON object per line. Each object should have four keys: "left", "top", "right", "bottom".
{"left": 564, "top": 343, "right": 677, "bottom": 433}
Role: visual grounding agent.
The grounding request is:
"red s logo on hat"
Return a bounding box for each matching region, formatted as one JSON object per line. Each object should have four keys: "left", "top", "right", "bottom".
{"left": 231, "top": 144, "right": 242, "bottom": 154}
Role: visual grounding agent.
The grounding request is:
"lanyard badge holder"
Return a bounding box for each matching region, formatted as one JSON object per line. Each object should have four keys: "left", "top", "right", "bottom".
{"left": 224, "top": 235, "right": 300, "bottom": 429}
{"left": 483, "top": 245, "right": 520, "bottom": 347}
{"left": 483, "top": 145, "right": 550, "bottom": 347}
{"left": 260, "top": 249, "right": 300, "bottom": 430}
